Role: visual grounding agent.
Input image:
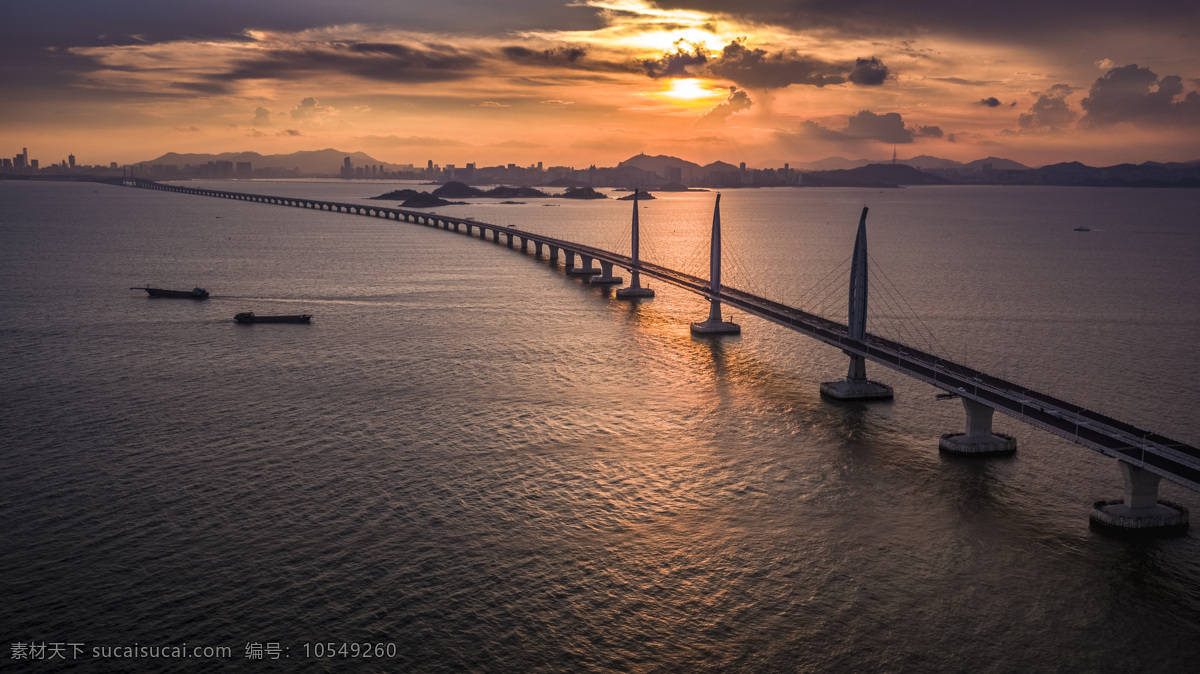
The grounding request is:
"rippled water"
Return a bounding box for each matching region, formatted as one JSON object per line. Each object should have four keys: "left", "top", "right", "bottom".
{"left": 2, "top": 180, "right": 1199, "bottom": 672}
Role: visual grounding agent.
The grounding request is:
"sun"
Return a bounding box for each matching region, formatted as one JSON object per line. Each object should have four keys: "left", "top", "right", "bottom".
{"left": 661, "top": 78, "right": 723, "bottom": 102}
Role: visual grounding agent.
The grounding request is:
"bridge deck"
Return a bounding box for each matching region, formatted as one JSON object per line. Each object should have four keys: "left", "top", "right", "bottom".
{"left": 123, "top": 178, "right": 1200, "bottom": 493}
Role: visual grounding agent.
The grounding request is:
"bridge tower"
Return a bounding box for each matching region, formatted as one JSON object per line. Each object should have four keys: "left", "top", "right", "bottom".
{"left": 617, "top": 190, "right": 654, "bottom": 299}
{"left": 820, "top": 207, "right": 893, "bottom": 400}
{"left": 690, "top": 194, "right": 740, "bottom": 334}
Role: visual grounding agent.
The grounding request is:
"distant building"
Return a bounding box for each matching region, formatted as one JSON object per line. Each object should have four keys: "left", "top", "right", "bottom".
{"left": 235, "top": 161, "right": 252, "bottom": 178}
{"left": 68, "top": 154, "right": 75, "bottom": 168}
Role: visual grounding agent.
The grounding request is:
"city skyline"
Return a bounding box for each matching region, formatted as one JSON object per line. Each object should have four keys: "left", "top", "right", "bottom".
{"left": 2, "top": 1, "right": 1198, "bottom": 168}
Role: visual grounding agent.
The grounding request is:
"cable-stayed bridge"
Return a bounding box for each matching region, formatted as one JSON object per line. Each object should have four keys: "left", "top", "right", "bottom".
{"left": 120, "top": 177, "right": 1196, "bottom": 534}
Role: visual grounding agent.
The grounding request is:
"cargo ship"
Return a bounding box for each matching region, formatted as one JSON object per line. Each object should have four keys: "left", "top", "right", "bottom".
{"left": 131, "top": 286, "right": 209, "bottom": 298}
{"left": 234, "top": 312, "right": 312, "bottom": 324}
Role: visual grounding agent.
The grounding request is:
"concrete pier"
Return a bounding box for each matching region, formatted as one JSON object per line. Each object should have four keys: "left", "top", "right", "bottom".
{"left": 820, "top": 354, "right": 894, "bottom": 401}
{"left": 589, "top": 261, "right": 623, "bottom": 285}
{"left": 691, "top": 194, "right": 740, "bottom": 335}
{"left": 569, "top": 253, "right": 601, "bottom": 276}
{"left": 1090, "top": 461, "right": 1189, "bottom": 533}
{"left": 820, "top": 208, "right": 891, "bottom": 400}
{"left": 618, "top": 190, "right": 655, "bottom": 299}
{"left": 938, "top": 397, "right": 1016, "bottom": 454}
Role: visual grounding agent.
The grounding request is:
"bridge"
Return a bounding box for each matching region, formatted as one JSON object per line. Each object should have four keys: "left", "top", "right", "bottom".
{"left": 121, "top": 177, "right": 1197, "bottom": 533}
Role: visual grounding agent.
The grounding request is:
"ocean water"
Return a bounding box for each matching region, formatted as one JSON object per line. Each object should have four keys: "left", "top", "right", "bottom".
{"left": 1, "top": 179, "right": 1198, "bottom": 672}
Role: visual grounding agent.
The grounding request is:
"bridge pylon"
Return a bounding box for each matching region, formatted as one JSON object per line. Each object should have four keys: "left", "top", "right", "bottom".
{"left": 617, "top": 190, "right": 654, "bottom": 299}
{"left": 690, "top": 194, "right": 740, "bottom": 335}
{"left": 820, "top": 207, "right": 893, "bottom": 400}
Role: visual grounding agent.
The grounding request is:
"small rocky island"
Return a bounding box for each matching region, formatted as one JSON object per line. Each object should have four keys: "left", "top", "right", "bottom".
{"left": 371, "top": 181, "right": 610, "bottom": 208}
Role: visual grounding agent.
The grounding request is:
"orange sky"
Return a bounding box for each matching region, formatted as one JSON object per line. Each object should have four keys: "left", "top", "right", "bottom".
{"left": 2, "top": 0, "right": 1198, "bottom": 168}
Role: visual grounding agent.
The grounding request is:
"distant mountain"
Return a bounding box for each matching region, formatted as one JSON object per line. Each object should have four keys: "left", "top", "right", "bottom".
{"left": 964, "top": 157, "right": 1030, "bottom": 171}
{"left": 140, "top": 148, "right": 401, "bottom": 174}
{"left": 617, "top": 153, "right": 701, "bottom": 174}
{"left": 901, "top": 155, "right": 965, "bottom": 170}
{"left": 804, "top": 163, "right": 948, "bottom": 187}
{"left": 702, "top": 160, "right": 740, "bottom": 173}
{"left": 800, "top": 156, "right": 879, "bottom": 171}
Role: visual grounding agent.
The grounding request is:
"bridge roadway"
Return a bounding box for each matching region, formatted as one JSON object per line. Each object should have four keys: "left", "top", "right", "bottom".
{"left": 124, "top": 177, "right": 1200, "bottom": 494}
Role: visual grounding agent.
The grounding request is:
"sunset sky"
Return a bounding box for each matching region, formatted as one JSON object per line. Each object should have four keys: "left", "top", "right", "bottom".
{"left": 2, "top": 0, "right": 1197, "bottom": 168}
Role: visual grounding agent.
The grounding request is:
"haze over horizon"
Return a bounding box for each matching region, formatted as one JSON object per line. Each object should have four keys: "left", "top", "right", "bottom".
{"left": 3, "top": 1, "right": 1197, "bottom": 169}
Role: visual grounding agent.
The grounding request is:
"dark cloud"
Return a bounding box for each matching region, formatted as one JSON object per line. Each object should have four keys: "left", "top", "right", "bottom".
{"left": 697, "top": 87, "right": 753, "bottom": 126}
{"left": 979, "top": 97, "right": 1002, "bottom": 107}
{"left": 501, "top": 45, "right": 587, "bottom": 65}
{"left": 844, "top": 110, "right": 912, "bottom": 143}
{"left": 706, "top": 39, "right": 846, "bottom": 89}
{"left": 848, "top": 57, "right": 889, "bottom": 86}
{"left": 641, "top": 40, "right": 708, "bottom": 79}
{"left": 170, "top": 80, "right": 231, "bottom": 95}
{"left": 1018, "top": 84, "right": 1078, "bottom": 131}
{"left": 789, "top": 110, "right": 945, "bottom": 144}
{"left": 649, "top": 1, "right": 1199, "bottom": 46}
{"left": 1081, "top": 64, "right": 1200, "bottom": 127}
{"left": 640, "top": 38, "right": 861, "bottom": 89}
{"left": 936, "top": 77, "right": 998, "bottom": 86}
{"left": 213, "top": 42, "right": 479, "bottom": 85}
{"left": 251, "top": 107, "right": 272, "bottom": 127}
{"left": 277, "top": 129, "right": 302, "bottom": 136}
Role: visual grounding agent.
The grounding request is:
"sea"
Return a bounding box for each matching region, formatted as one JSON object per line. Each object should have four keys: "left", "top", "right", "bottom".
{"left": 1, "top": 179, "right": 1198, "bottom": 672}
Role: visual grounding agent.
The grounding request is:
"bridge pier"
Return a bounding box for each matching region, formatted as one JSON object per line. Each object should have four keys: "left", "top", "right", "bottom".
{"left": 1090, "top": 461, "right": 1188, "bottom": 533}
{"left": 589, "top": 261, "right": 623, "bottom": 285}
{"left": 691, "top": 194, "right": 740, "bottom": 334}
{"left": 569, "top": 254, "right": 601, "bottom": 276}
{"left": 617, "top": 190, "right": 654, "bottom": 299}
{"left": 535, "top": 242, "right": 544, "bottom": 258}
{"left": 938, "top": 397, "right": 1016, "bottom": 454}
{"left": 520, "top": 237, "right": 528, "bottom": 252}
{"left": 820, "top": 354, "right": 894, "bottom": 401}
{"left": 820, "top": 208, "right": 890, "bottom": 400}
{"left": 549, "top": 246, "right": 559, "bottom": 263}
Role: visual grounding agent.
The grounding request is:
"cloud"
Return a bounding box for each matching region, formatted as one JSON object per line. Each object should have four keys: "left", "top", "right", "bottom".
{"left": 1018, "top": 84, "right": 1078, "bottom": 131}
{"left": 639, "top": 38, "right": 854, "bottom": 89}
{"left": 848, "top": 57, "right": 889, "bottom": 86}
{"left": 501, "top": 45, "right": 588, "bottom": 66}
{"left": 355, "top": 134, "right": 466, "bottom": 147}
{"left": 277, "top": 129, "right": 302, "bottom": 137}
{"left": 844, "top": 110, "right": 913, "bottom": 143}
{"left": 492, "top": 140, "right": 545, "bottom": 148}
{"left": 476, "top": 101, "right": 511, "bottom": 108}
{"left": 173, "top": 126, "right": 200, "bottom": 132}
{"left": 787, "top": 110, "right": 942, "bottom": 144}
{"left": 697, "top": 87, "right": 753, "bottom": 126}
{"left": 706, "top": 38, "right": 847, "bottom": 89}
{"left": 290, "top": 97, "right": 336, "bottom": 121}
{"left": 1080, "top": 64, "right": 1200, "bottom": 127}
{"left": 251, "top": 106, "right": 272, "bottom": 127}
{"left": 979, "top": 97, "right": 1002, "bottom": 107}
{"left": 540, "top": 99, "right": 574, "bottom": 106}
{"left": 641, "top": 39, "right": 708, "bottom": 79}
{"left": 211, "top": 40, "right": 481, "bottom": 86}
{"left": 1096, "top": 58, "right": 1117, "bottom": 71}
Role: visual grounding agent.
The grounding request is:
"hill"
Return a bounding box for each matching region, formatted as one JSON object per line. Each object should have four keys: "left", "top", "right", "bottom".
{"left": 141, "top": 148, "right": 400, "bottom": 174}
{"left": 803, "top": 163, "right": 948, "bottom": 187}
